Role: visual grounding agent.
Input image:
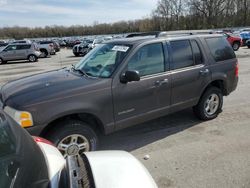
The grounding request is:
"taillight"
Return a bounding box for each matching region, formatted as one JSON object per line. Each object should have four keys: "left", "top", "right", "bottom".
{"left": 235, "top": 61, "right": 239, "bottom": 77}
{"left": 33, "top": 136, "right": 55, "bottom": 146}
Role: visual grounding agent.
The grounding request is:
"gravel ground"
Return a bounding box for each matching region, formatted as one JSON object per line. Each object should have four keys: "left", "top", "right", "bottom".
{"left": 1, "top": 47, "right": 250, "bottom": 188}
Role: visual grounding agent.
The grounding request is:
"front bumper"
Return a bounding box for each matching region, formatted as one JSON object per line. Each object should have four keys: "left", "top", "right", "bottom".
{"left": 26, "top": 124, "right": 46, "bottom": 136}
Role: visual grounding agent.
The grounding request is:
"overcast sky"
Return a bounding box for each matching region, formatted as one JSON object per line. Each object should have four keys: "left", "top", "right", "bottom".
{"left": 0, "top": 0, "right": 157, "bottom": 27}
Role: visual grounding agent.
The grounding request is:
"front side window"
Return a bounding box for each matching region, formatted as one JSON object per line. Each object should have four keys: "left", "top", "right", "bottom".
{"left": 170, "top": 40, "right": 194, "bottom": 70}
{"left": 75, "top": 43, "right": 131, "bottom": 78}
{"left": 206, "top": 37, "right": 236, "bottom": 62}
{"left": 127, "top": 43, "right": 165, "bottom": 77}
{"left": 5, "top": 45, "right": 17, "bottom": 51}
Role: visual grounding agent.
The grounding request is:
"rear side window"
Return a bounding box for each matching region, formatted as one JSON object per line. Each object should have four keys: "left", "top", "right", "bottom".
{"left": 191, "top": 40, "right": 203, "bottom": 65}
{"left": 17, "top": 45, "right": 31, "bottom": 50}
{"left": 170, "top": 40, "right": 194, "bottom": 69}
{"left": 206, "top": 37, "right": 236, "bottom": 62}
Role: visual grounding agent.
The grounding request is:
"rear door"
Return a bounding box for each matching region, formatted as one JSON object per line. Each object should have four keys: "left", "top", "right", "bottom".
{"left": 169, "top": 39, "right": 211, "bottom": 112}
{"left": 17, "top": 44, "right": 31, "bottom": 59}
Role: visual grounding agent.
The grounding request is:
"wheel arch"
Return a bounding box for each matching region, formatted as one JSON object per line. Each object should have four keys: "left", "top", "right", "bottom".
{"left": 40, "top": 112, "right": 106, "bottom": 138}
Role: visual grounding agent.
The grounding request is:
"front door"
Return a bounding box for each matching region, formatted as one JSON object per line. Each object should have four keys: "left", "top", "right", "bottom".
{"left": 2, "top": 45, "right": 17, "bottom": 61}
{"left": 112, "top": 42, "right": 171, "bottom": 130}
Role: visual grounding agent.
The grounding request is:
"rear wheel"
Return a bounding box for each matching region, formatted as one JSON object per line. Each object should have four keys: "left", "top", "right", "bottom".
{"left": 74, "top": 52, "right": 80, "bottom": 57}
{"left": 40, "top": 49, "right": 48, "bottom": 58}
{"left": 46, "top": 120, "right": 98, "bottom": 158}
{"left": 28, "top": 55, "right": 37, "bottom": 62}
{"left": 193, "top": 87, "right": 223, "bottom": 120}
{"left": 232, "top": 42, "right": 240, "bottom": 51}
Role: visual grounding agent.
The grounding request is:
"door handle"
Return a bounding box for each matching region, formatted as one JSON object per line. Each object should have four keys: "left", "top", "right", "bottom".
{"left": 200, "top": 69, "right": 210, "bottom": 76}
{"left": 154, "top": 79, "right": 169, "bottom": 87}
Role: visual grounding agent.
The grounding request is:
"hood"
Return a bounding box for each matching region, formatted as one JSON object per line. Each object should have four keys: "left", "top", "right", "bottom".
{"left": 84, "top": 151, "right": 157, "bottom": 188}
{"left": 1, "top": 69, "right": 100, "bottom": 107}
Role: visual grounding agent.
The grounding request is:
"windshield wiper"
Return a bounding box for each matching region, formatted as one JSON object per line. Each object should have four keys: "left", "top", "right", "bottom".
{"left": 71, "top": 64, "right": 88, "bottom": 77}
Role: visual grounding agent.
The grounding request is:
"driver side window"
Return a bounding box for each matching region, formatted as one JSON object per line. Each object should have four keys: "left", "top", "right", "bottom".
{"left": 5, "top": 45, "right": 17, "bottom": 51}
{"left": 127, "top": 43, "right": 165, "bottom": 77}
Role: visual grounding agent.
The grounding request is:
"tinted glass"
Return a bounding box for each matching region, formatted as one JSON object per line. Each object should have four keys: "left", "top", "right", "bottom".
{"left": 17, "top": 45, "right": 31, "bottom": 50}
{"left": 128, "top": 43, "right": 165, "bottom": 76}
{"left": 171, "top": 40, "right": 194, "bottom": 69}
{"left": 0, "top": 122, "right": 15, "bottom": 158}
{"left": 206, "top": 37, "right": 236, "bottom": 62}
{"left": 5, "top": 45, "right": 17, "bottom": 51}
{"left": 191, "top": 40, "right": 203, "bottom": 65}
{"left": 40, "top": 41, "right": 52, "bottom": 44}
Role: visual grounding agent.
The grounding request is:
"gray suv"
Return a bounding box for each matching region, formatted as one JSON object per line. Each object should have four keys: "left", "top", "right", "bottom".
{"left": 0, "top": 32, "right": 238, "bottom": 156}
{"left": 0, "top": 43, "right": 41, "bottom": 64}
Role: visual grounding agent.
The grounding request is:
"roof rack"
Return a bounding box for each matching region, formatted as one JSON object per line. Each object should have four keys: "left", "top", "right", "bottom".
{"left": 126, "top": 30, "right": 215, "bottom": 38}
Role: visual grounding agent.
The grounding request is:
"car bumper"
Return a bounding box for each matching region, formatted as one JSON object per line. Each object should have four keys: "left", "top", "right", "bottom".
{"left": 26, "top": 124, "right": 46, "bottom": 136}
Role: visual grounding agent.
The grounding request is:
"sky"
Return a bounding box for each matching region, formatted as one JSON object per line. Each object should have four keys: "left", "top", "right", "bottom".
{"left": 0, "top": 0, "right": 158, "bottom": 27}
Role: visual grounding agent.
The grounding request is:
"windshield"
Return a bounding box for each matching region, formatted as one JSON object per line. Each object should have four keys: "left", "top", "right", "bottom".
{"left": 74, "top": 43, "right": 131, "bottom": 78}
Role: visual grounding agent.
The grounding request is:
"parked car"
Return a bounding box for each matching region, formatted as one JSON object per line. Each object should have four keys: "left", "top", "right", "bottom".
{"left": 37, "top": 41, "right": 55, "bottom": 57}
{"left": 0, "top": 32, "right": 238, "bottom": 156}
{"left": 223, "top": 33, "right": 242, "bottom": 51}
{"left": 0, "top": 42, "right": 8, "bottom": 51}
{"left": 11, "top": 40, "right": 32, "bottom": 44}
{"left": 239, "top": 31, "right": 250, "bottom": 46}
{"left": 89, "top": 38, "right": 104, "bottom": 49}
{"left": 0, "top": 43, "right": 41, "bottom": 64}
{"left": 72, "top": 42, "right": 91, "bottom": 56}
{"left": 245, "top": 39, "right": 250, "bottom": 48}
{"left": 0, "top": 110, "right": 157, "bottom": 188}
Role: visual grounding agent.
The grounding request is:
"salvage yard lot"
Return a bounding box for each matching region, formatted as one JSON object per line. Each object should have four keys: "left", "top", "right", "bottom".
{"left": 1, "top": 48, "right": 250, "bottom": 188}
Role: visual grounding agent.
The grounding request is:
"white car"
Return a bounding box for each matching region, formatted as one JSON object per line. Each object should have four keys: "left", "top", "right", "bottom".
{"left": 0, "top": 110, "right": 157, "bottom": 188}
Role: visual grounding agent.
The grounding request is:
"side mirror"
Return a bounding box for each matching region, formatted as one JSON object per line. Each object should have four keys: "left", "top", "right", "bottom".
{"left": 120, "top": 70, "right": 140, "bottom": 83}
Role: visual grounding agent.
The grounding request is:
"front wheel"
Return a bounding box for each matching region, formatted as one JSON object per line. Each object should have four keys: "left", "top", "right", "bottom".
{"left": 46, "top": 120, "right": 98, "bottom": 158}
{"left": 232, "top": 42, "right": 240, "bottom": 51}
{"left": 193, "top": 87, "right": 223, "bottom": 120}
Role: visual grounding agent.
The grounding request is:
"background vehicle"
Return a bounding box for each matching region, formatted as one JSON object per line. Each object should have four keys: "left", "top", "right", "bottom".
{"left": 37, "top": 41, "right": 55, "bottom": 57}
{"left": 72, "top": 42, "right": 91, "bottom": 56}
{"left": 0, "top": 111, "right": 157, "bottom": 188}
{"left": 223, "top": 33, "right": 242, "bottom": 51}
{"left": 0, "top": 31, "right": 238, "bottom": 156}
{"left": 239, "top": 31, "right": 250, "bottom": 46}
{"left": 0, "top": 43, "right": 40, "bottom": 64}
{"left": 11, "top": 40, "right": 32, "bottom": 44}
{"left": 0, "top": 110, "right": 65, "bottom": 188}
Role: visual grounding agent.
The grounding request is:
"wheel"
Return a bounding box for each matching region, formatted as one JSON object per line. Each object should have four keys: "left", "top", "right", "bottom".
{"left": 232, "top": 42, "right": 240, "bottom": 51}
{"left": 46, "top": 120, "right": 98, "bottom": 157}
{"left": 74, "top": 52, "right": 80, "bottom": 57}
{"left": 0, "top": 58, "right": 4, "bottom": 65}
{"left": 193, "top": 87, "right": 223, "bottom": 120}
{"left": 28, "top": 55, "right": 37, "bottom": 62}
{"left": 247, "top": 45, "right": 250, "bottom": 49}
{"left": 40, "top": 49, "right": 48, "bottom": 58}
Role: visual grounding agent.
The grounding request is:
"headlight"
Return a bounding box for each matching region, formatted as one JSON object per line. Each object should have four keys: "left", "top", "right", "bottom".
{"left": 4, "top": 106, "right": 33, "bottom": 128}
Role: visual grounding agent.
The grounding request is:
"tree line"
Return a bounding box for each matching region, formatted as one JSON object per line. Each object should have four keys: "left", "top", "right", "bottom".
{"left": 1, "top": 0, "right": 250, "bottom": 39}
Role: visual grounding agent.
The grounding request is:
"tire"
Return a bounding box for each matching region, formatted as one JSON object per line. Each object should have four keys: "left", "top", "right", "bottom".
{"left": 46, "top": 120, "right": 98, "bottom": 157}
{"left": 40, "top": 49, "right": 48, "bottom": 58}
{"left": 0, "top": 58, "right": 4, "bottom": 65}
{"left": 28, "top": 54, "right": 37, "bottom": 62}
{"left": 247, "top": 45, "right": 250, "bottom": 49}
{"left": 74, "top": 52, "right": 80, "bottom": 57}
{"left": 232, "top": 42, "right": 240, "bottom": 51}
{"left": 193, "top": 87, "right": 223, "bottom": 120}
